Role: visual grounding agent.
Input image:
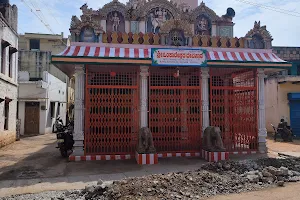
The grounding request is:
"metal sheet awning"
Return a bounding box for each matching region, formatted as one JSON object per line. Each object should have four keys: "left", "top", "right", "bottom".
{"left": 56, "top": 45, "right": 286, "bottom": 63}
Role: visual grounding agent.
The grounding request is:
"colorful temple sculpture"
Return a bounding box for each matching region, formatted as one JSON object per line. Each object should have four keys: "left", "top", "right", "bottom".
{"left": 51, "top": 0, "right": 291, "bottom": 162}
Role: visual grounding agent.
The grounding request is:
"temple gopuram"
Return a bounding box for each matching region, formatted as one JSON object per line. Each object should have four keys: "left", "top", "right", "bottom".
{"left": 52, "top": 0, "right": 291, "bottom": 163}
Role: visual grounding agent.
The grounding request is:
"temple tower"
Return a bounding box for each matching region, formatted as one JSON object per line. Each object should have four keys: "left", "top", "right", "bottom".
{"left": 172, "top": 0, "right": 198, "bottom": 10}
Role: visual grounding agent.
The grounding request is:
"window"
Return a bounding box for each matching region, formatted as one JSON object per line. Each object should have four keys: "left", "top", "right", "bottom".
{"left": 297, "top": 65, "right": 300, "bottom": 76}
{"left": 8, "top": 47, "right": 17, "bottom": 78}
{"left": 57, "top": 103, "right": 60, "bottom": 116}
{"left": 50, "top": 102, "right": 55, "bottom": 118}
{"left": 8, "top": 53, "right": 12, "bottom": 77}
{"left": 1, "top": 44, "right": 5, "bottom": 74}
{"left": 29, "top": 39, "right": 40, "bottom": 50}
{"left": 4, "top": 101, "right": 9, "bottom": 130}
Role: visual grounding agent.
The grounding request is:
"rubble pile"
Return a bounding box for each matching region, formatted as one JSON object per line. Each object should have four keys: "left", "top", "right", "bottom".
{"left": 65, "top": 170, "right": 265, "bottom": 200}
{"left": 61, "top": 158, "right": 300, "bottom": 200}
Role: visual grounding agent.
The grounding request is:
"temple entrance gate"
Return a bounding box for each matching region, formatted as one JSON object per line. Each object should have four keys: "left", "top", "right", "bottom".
{"left": 149, "top": 67, "right": 202, "bottom": 153}
{"left": 210, "top": 68, "right": 258, "bottom": 152}
{"left": 85, "top": 66, "right": 139, "bottom": 155}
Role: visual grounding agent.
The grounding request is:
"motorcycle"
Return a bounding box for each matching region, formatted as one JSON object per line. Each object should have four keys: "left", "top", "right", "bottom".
{"left": 56, "top": 120, "right": 75, "bottom": 157}
{"left": 271, "top": 123, "right": 293, "bottom": 142}
{"left": 52, "top": 116, "right": 64, "bottom": 133}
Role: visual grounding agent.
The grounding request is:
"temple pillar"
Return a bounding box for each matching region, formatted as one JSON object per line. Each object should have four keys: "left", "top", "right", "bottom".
{"left": 140, "top": 66, "right": 149, "bottom": 128}
{"left": 130, "top": 21, "right": 139, "bottom": 33}
{"left": 125, "top": 21, "right": 130, "bottom": 33}
{"left": 257, "top": 68, "right": 267, "bottom": 153}
{"left": 139, "top": 21, "right": 146, "bottom": 34}
{"left": 73, "top": 65, "right": 85, "bottom": 156}
{"left": 212, "top": 24, "right": 217, "bottom": 36}
{"left": 101, "top": 20, "right": 106, "bottom": 32}
{"left": 201, "top": 67, "right": 210, "bottom": 136}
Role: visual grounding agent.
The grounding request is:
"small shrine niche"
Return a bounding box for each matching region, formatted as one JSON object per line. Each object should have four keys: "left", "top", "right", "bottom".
{"left": 249, "top": 34, "right": 265, "bottom": 49}
{"left": 195, "top": 14, "right": 212, "bottom": 36}
{"left": 106, "top": 11, "right": 125, "bottom": 32}
{"left": 80, "top": 27, "right": 96, "bottom": 42}
{"left": 245, "top": 21, "right": 273, "bottom": 49}
{"left": 168, "top": 29, "right": 186, "bottom": 46}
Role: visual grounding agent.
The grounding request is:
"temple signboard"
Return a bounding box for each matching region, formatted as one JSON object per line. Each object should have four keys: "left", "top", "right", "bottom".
{"left": 151, "top": 48, "right": 207, "bottom": 67}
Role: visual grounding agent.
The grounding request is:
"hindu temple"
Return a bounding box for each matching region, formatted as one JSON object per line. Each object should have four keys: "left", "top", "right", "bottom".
{"left": 51, "top": 0, "right": 291, "bottom": 162}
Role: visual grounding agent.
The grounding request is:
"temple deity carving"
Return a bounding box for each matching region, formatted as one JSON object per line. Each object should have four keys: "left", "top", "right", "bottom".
{"left": 146, "top": 7, "right": 173, "bottom": 33}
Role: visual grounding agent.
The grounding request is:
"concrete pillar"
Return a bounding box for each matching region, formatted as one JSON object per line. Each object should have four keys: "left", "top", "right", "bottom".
{"left": 101, "top": 20, "right": 107, "bottom": 32}
{"left": 139, "top": 21, "right": 146, "bottom": 34}
{"left": 212, "top": 24, "right": 217, "bottom": 36}
{"left": 125, "top": 21, "right": 130, "bottom": 33}
{"left": 201, "top": 67, "right": 210, "bottom": 136}
{"left": 130, "top": 21, "right": 139, "bottom": 33}
{"left": 140, "top": 66, "right": 149, "bottom": 128}
{"left": 257, "top": 68, "right": 267, "bottom": 153}
{"left": 98, "top": 33, "right": 103, "bottom": 43}
{"left": 73, "top": 65, "right": 85, "bottom": 156}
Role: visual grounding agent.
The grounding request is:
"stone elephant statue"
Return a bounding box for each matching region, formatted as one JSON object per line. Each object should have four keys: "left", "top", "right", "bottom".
{"left": 136, "top": 127, "right": 156, "bottom": 154}
{"left": 203, "top": 126, "right": 226, "bottom": 152}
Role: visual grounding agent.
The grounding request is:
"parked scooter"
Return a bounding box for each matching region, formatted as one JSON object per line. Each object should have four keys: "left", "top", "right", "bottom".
{"left": 56, "top": 120, "right": 75, "bottom": 157}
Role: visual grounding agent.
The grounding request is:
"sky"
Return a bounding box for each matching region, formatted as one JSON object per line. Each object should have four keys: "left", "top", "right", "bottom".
{"left": 11, "top": 0, "right": 300, "bottom": 47}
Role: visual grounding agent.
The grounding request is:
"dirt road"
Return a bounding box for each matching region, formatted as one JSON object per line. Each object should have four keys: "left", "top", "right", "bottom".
{"left": 209, "top": 182, "right": 300, "bottom": 200}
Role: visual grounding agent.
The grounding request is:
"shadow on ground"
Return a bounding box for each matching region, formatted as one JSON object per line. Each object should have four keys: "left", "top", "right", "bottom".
{"left": 0, "top": 134, "right": 218, "bottom": 191}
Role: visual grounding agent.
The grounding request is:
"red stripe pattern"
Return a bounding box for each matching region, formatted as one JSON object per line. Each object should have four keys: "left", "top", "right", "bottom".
{"left": 57, "top": 46, "right": 286, "bottom": 62}
{"left": 201, "top": 150, "right": 229, "bottom": 162}
{"left": 135, "top": 152, "right": 158, "bottom": 165}
{"left": 157, "top": 152, "right": 201, "bottom": 158}
{"left": 69, "top": 154, "right": 132, "bottom": 162}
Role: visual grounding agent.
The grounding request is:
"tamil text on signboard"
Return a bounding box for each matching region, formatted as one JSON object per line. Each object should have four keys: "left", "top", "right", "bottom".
{"left": 151, "top": 48, "right": 207, "bottom": 67}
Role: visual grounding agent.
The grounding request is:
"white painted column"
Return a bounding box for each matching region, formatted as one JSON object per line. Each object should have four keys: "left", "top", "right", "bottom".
{"left": 201, "top": 67, "right": 210, "bottom": 136}
{"left": 140, "top": 66, "right": 149, "bottom": 128}
{"left": 257, "top": 69, "right": 267, "bottom": 153}
{"left": 125, "top": 21, "right": 130, "bottom": 33}
{"left": 212, "top": 24, "right": 217, "bottom": 36}
{"left": 100, "top": 20, "right": 107, "bottom": 32}
{"left": 73, "top": 65, "right": 85, "bottom": 156}
{"left": 139, "top": 21, "right": 146, "bottom": 34}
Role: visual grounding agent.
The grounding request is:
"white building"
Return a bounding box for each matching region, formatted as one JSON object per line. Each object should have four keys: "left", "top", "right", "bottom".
{"left": 0, "top": 1, "right": 18, "bottom": 148}
{"left": 18, "top": 71, "right": 67, "bottom": 135}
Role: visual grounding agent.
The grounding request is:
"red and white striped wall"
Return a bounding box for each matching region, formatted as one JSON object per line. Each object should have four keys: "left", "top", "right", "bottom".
{"left": 158, "top": 152, "right": 201, "bottom": 158}
{"left": 229, "top": 151, "right": 258, "bottom": 155}
{"left": 57, "top": 45, "right": 286, "bottom": 63}
{"left": 201, "top": 150, "right": 229, "bottom": 162}
{"left": 69, "top": 154, "right": 132, "bottom": 162}
{"left": 135, "top": 152, "right": 158, "bottom": 165}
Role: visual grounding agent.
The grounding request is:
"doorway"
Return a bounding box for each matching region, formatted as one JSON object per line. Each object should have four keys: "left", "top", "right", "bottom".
{"left": 24, "top": 102, "right": 40, "bottom": 135}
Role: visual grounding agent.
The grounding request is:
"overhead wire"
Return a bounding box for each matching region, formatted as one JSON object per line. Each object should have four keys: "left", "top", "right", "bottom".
{"left": 20, "top": 0, "right": 67, "bottom": 46}
{"left": 234, "top": 0, "right": 300, "bottom": 17}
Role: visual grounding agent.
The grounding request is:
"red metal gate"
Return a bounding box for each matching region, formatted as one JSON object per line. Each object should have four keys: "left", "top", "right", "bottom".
{"left": 149, "top": 67, "right": 202, "bottom": 153}
{"left": 210, "top": 68, "right": 258, "bottom": 152}
{"left": 85, "top": 66, "right": 139, "bottom": 155}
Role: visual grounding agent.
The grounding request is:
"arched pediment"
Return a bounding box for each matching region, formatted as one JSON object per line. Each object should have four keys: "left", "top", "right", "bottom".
{"left": 134, "top": 0, "right": 180, "bottom": 20}
{"left": 245, "top": 21, "right": 273, "bottom": 41}
{"left": 191, "top": 2, "right": 220, "bottom": 23}
{"left": 70, "top": 15, "right": 103, "bottom": 35}
{"left": 99, "top": 0, "right": 127, "bottom": 19}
